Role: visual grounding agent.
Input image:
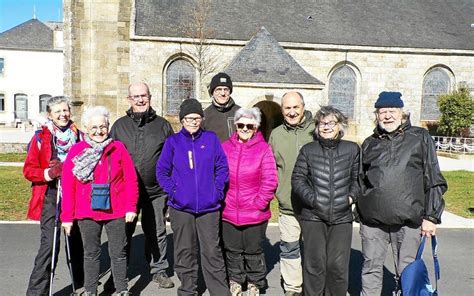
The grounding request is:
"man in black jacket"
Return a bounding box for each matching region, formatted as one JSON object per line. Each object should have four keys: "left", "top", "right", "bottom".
{"left": 202, "top": 72, "right": 240, "bottom": 142}
{"left": 358, "top": 91, "right": 447, "bottom": 296}
{"left": 110, "top": 82, "right": 174, "bottom": 289}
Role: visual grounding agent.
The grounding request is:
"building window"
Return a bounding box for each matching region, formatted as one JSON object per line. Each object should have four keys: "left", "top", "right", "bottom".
{"left": 421, "top": 67, "right": 451, "bottom": 120}
{"left": 0, "top": 93, "right": 4, "bottom": 111}
{"left": 14, "top": 93, "right": 28, "bottom": 120}
{"left": 0, "top": 58, "right": 4, "bottom": 74}
{"left": 328, "top": 65, "right": 356, "bottom": 119}
{"left": 39, "top": 94, "right": 51, "bottom": 113}
{"left": 166, "top": 59, "right": 195, "bottom": 115}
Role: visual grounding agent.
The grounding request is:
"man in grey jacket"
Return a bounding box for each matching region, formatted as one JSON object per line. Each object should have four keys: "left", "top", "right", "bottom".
{"left": 358, "top": 91, "right": 447, "bottom": 295}
{"left": 269, "top": 91, "right": 314, "bottom": 296}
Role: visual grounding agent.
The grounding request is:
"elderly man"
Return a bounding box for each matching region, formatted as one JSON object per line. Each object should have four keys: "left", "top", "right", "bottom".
{"left": 358, "top": 91, "right": 447, "bottom": 295}
{"left": 203, "top": 72, "right": 241, "bottom": 142}
{"left": 109, "top": 82, "right": 175, "bottom": 289}
{"left": 269, "top": 91, "right": 314, "bottom": 296}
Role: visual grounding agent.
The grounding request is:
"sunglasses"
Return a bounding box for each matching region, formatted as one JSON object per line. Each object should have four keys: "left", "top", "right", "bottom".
{"left": 236, "top": 123, "right": 256, "bottom": 130}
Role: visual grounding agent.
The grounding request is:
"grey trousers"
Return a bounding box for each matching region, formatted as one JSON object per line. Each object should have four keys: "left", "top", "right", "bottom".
{"left": 169, "top": 208, "right": 230, "bottom": 296}
{"left": 360, "top": 224, "right": 421, "bottom": 296}
{"left": 78, "top": 218, "right": 128, "bottom": 293}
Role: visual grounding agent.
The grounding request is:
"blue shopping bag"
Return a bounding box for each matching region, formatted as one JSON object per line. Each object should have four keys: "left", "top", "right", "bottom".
{"left": 400, "top": 235, "right": 440, "bottom": 296}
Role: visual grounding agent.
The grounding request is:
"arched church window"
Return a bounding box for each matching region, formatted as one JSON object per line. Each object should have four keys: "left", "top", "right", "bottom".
{"left": 166, "top": 59, "right": 195, "bottom": 115}
{"left": 421, "top": 67, "right": 451, "bottom": 120}
{"left": 328, "top": 66, "right": 356, "bottom": 118}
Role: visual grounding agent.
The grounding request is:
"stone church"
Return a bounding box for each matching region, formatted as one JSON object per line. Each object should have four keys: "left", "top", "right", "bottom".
{"left": 63, "top": 0, "right": 474, "bottom": 141}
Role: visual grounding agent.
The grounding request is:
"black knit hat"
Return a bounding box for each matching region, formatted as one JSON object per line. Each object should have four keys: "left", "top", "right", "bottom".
{"left": 208, "top": 72, "right": 233, "bottom": 95}
{"left": 179, "top": 99, "right": 204, "bottom": 121}
{"left": 374, "top": 91, "right": 404, "bottom": 108}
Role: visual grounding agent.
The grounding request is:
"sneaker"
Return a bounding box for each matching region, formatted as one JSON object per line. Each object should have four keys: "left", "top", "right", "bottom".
{"left": 229, "top": 280, "right": 242, "bottom": 296}
{"left": 117, "top": 291, "right": 131, "bottom": 296}
{"left": 285, "top": 292, "right": 302, "bottom": 296}
{"left": 152, "top": 272, "right": 175, "bottom": 288}
{"left": 247, "top": 283, "right": 260, "bottom": 296}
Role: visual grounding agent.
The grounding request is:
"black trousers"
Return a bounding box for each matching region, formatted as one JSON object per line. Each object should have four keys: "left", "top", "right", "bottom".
{"left": 300, "top": 220, "right": 352, "bottom": 296}
{"left": 222, "top": 221, "right": 268, "bottom": 289}
{"left": 27, "top": 191, "right": 84, "bottom": 296}
{"left": 169, "top": 208, "right": 230, "bottom": 296}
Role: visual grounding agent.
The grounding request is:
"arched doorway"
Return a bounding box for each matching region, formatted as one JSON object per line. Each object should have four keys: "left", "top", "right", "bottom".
{"left": 253, "top": 100, "right": 283, "bottom": 141}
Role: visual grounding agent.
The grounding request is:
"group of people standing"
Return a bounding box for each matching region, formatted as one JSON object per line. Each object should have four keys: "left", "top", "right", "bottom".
{"left": 24, "top": 71, "right": 446, "bottom": 296}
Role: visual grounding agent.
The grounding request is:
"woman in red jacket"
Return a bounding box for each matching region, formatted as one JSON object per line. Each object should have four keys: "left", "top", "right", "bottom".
{"left": 61, "top": 106, "right": 138, "bottom": 296}
{"left": 221, "top": 107, "right": 278, "bottom": 296}
{"left": 24, "top": 96, "right": 84, "bottom": 295}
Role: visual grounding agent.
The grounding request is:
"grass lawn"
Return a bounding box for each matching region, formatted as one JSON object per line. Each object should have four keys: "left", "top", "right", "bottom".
{"left": 0, "top": 153, "right": 26, "bottom": 162}
{"left": 0, "top": 166, "right": 471, "bottom": 221}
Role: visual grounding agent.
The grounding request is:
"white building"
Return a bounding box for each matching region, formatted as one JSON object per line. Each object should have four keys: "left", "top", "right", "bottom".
{"left": 0, "top": 19, "right": 63, "bottom": 127}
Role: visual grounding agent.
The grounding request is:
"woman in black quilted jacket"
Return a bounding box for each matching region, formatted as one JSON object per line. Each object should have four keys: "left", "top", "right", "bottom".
{"left": 291, "top": 105, "right": 360, "bottom": 296}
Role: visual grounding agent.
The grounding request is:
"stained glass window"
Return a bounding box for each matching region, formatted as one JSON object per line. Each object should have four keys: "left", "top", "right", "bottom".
{"left": 328, "top": 66, "right": 356, "bottom": 118}
{"left": 421, "top": 68, "right": 451, "bottom": 120}
{"left": 166, "top": 59, "right": 195, "bottom": 115}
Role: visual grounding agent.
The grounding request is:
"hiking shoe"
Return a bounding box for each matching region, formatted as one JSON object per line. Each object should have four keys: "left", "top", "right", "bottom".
{"left": 247, "top": 283, "right": 260, "bottom": 296}
{"left": 152, "top": 272, "right": 175, "bottom": 288}
{"left": 285, "top": 292, "right": 302, "bottom": 296}
{"left": 229, "top": 280, "right": 242, "bottom": 296}
{"left": 117, "top": 291, "right": 131, "bottom": 296}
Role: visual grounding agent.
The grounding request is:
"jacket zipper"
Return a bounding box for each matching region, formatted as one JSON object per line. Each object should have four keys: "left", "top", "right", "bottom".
{"left": 329, "top": 148, "right": 335, "bottom": 222}
{"left": 191, "top": 135, "right": 199, "bottom": 213}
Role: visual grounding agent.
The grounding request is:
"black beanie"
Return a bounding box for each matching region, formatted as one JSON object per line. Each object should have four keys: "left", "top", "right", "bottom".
{"left": 374, "top": 91, "right": 404, "bottom": 108}
{"left": 208, "top": 72, "right": 233, "bottom": 95}
{"left": 179, "top": 99, "right": 204, "bottom": 121}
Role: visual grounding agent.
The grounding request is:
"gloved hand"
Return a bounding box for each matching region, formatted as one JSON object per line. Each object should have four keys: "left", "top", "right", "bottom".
{"left": 47, "top": 161, "right": 63, "bottom": 179}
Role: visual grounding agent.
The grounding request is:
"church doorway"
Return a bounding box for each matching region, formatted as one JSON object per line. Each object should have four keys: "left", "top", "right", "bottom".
{"left": 253, "top": 100, "right": 283, "bottom": 141}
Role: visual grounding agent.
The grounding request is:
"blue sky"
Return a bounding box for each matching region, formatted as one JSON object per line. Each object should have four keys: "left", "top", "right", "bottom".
{"left": 0, "top": 0, "right": 62, "bottom": 33}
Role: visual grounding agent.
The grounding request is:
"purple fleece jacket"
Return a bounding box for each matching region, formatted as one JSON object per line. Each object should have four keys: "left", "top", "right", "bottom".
{"left": 156, "top": 128, "right": 229, "bottom": 214}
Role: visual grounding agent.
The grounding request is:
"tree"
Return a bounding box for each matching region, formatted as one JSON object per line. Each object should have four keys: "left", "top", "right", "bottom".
{"left": 437, "top": 86, "right": 474, "bottom": 137}
{"left": 182, "top": 0, "right": 218, "bottom": 98}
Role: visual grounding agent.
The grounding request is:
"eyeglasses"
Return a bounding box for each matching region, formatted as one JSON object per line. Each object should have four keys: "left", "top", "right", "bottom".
{"left": 236, "top": 123, "right": 256, "bottom": 130}
{"left": 89, "top": 125, "right": 109, "bottom": 133}
{"left": 183, "top": 116, "right": 202, "bottom": 123}
{"left": 128, "top": 94, "right": 150, "bottom": 101}
{"left": 214, "top": 87, "right": 230, "bottom": 94}
{"left": 318, "top": 121, "right": 337, "bottom": 129}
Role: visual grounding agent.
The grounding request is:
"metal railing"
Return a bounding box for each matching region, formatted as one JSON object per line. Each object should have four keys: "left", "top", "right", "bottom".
{"left": 432, "top": 136, "right": 474, "bottom": 154}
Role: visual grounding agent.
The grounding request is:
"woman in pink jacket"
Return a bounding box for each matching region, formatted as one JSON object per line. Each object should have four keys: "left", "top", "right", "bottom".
{"left": 61, "top": 106, "right": 138, "bottom": 296}
{"left": 221, "top": 107, "right": 278, "bottom": 296}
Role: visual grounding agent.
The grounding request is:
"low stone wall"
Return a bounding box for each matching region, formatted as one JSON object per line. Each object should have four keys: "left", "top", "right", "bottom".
{"left": 0, "top": 143, "right": 28, "bottom": 153}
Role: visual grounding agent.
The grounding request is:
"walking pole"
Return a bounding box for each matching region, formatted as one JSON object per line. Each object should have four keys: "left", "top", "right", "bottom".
{"left": 49, "top": 179, "right": 62, "bottom": 296}
{"left": 64, "top": 229, "right": 77, "bottom": 294}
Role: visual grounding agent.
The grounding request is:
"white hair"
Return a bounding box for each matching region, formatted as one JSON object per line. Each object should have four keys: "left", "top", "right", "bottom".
{"left": 81, "top": 106, "right": 110, "bottom": 128}
{"left": 234, "top": 107, "right": 262, "bottom": 127}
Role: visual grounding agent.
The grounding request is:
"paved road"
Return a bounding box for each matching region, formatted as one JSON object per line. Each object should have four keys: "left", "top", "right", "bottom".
{"left": 1, "top": 224, "right": 472, "bottom": 296}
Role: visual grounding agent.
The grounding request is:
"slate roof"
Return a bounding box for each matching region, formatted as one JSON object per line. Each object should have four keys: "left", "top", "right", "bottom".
{"left": 226, "top": 27, "right": 323, "bottom": 85}
{"left": 135, "top": 0, "right": 474, "bottom": 50}
{"left": 0, "top": 19, "right": 54, "bottom": 50}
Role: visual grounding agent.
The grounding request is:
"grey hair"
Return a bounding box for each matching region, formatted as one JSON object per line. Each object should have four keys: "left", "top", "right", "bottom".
{"left": 282, "top": 91, "right": 305, "bottom": 106}
{"left": 46, "top": 96, "right": 71, "bottom": 114}
{"left": 234, "top": 107, "right": 262, "bottom": 127}
{"left": 81, "top": 106, "right": 110, "bottom": 128}
{"left": 315, "top": 105, "right": 348, "bottom": 137}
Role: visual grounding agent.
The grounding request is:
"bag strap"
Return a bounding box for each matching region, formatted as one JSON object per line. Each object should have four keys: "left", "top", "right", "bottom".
{"left": 107, "top": 154, "right": 111, "bottom": 183}
{"left": 417, "top": 235, "right": 440, "bottom": 293}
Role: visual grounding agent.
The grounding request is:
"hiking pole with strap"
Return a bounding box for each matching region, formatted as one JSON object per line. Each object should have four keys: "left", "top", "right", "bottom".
{"left": 49, "top": 179, "right": 62, "bottom": 296}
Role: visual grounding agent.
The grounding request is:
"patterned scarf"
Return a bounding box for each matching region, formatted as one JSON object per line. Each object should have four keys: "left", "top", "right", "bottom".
{"left": 45, "top": 120, "right": 81, "bottom": 162}
{"left": 72, "top": 135, "right": 113, "bottom": 183}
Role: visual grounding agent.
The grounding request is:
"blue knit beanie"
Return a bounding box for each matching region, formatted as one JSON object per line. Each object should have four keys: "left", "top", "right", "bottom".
{"left": 374, "top": 92, "right": 404, "bottom": 108}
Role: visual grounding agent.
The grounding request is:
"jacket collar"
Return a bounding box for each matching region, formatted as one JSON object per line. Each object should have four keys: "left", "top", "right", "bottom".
{"left": 180, "top": 127, "right": 203, "bottom": 139}
{"left": 126, "top": 107, "right": 157, "bottom": 126}
{"left": 374, "top": 117, "right": 412, "bottom": 139}
{"left": 283, "top": 110, "right": 313, "bottom": 132}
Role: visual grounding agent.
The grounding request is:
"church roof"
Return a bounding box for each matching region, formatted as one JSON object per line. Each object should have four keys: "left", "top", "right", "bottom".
{"left": 0, "top": 19, "right": 54, "bottom": 50}
{"left": 135, "top": 0, "right": 473, "bottom": 50}
{"left": 226, "top": 27, "right": 323, "bottom": 85}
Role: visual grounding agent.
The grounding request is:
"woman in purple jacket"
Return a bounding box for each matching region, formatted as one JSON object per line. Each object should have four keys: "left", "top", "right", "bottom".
{"left": 156, "top": 99, "right": 230, "bottom": 296}
{"left": 221, "top": 107, "right": 278, "bottom": 296}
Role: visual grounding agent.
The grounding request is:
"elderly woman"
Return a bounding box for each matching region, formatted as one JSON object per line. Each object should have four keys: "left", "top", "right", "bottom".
{"left": 221, "top": 107, "right": 278, "bottom": 296}
{"left": 156, "top": 99, "right": 230, "bottom": 296}
{"left": 291, "top": 106, "right": 360, "bottom": 296}
{"left": 24, "top": 96, "right": 84, "bottom": 295}
{"left": 61, "top": 106, "right": 138, "bottom": 296}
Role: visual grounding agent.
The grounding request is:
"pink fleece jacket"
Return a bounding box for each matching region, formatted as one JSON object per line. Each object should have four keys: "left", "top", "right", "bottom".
{"left": 221, "top": 131, "right": 278, "bottom": 226}
{"left": 61, "top": 140, "right": 138, "bottom": 222}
